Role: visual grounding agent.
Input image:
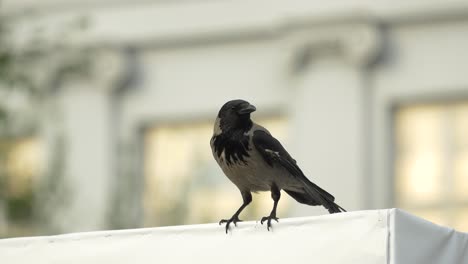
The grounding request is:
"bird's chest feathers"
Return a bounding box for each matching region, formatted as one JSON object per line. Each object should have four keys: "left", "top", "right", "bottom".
{"left": 212, "top": 131, "right": 251, "bottom": 166}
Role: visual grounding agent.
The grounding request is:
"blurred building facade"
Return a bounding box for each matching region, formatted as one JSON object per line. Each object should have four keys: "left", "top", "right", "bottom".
{"left": 1, "top": 0, "right": 468, "bottom": 237}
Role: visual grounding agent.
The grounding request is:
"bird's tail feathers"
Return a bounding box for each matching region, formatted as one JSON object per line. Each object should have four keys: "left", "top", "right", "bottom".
{"left": 300, "top": 178, "right": 346, "bottom": 214}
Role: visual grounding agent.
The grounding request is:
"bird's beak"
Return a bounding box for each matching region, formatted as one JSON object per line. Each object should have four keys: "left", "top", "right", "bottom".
{"left": 237, "top": 103, "right": 256, "bottom": 115}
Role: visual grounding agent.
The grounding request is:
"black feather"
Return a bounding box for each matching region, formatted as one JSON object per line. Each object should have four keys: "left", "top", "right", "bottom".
{"left": 284, "top": 189, "right": 320, "bottom": 206}
{"left": 252, "top": 130, "right": 302, "bottom": 176}
{"left": 253, "top": 130, "right": 346, "bottom": 213}
{"left": 212, "top": 130, "right": 251, "bottom": 166}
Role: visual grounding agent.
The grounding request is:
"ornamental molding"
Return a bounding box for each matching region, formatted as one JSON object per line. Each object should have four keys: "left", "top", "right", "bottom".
{"left": 285, "top": 21, "right": 382, "bottom": 73}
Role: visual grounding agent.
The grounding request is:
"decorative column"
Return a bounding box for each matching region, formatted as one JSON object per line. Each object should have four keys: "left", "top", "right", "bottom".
{"left": 42, "top": 50, "right": 128, "bottom": 233}
{"left": 286, "top": 21, "right": 382, "bottom": 214}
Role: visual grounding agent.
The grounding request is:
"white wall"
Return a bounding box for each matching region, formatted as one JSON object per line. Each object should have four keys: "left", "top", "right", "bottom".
{"left": 120, "top": 41, "right": 289, "bottom": 127}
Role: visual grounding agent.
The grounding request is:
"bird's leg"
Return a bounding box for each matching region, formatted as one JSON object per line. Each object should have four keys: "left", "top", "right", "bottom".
{"left": 219, "top": 191, "right": 252, "bottom": 234}
{"left": 261, "top": 184, "right": 280, "bottom": 231}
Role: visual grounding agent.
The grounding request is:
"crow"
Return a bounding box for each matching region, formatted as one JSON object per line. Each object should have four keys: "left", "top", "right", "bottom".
{"left": 210, "top": 99, "right": 346, "bottom": 233}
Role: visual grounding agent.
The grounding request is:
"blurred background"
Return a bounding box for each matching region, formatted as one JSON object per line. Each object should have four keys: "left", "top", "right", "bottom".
{"left": 1, "top": 0, "right": 468, "bottom": 238}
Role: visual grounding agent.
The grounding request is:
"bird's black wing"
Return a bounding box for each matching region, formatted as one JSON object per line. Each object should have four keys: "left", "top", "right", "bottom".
{"left": 252, "top": 129, "right": 346, "bottom": 213}
{"left": 252, "top": 130, "right": 304, "bottom": 178}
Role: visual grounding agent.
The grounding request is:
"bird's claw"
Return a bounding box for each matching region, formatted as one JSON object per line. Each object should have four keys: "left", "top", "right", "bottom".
{"left": 219, "top": 216, "right": 242, "bottom": 234}
{"left": 260, "top": 215, "right": 279, "bottom": 231}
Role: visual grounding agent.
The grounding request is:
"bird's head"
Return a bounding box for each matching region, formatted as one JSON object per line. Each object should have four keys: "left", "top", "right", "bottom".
{"left": 216, "top": 99, "right": 256, "bottom": 133}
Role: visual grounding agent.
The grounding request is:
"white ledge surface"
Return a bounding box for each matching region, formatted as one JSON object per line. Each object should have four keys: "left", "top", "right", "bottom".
{"left": 0, "top": 209, "right": 467, "bottom": 264}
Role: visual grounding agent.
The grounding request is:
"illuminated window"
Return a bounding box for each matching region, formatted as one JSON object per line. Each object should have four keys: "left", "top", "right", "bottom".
{"left": 394, "top": 102, "right": 468, "bottom": 232}
{"left": 143, "top": 117, "right": 289, "bottom": 227}
{"left": 0, "top": 138, "right": 43, "bottom": 238}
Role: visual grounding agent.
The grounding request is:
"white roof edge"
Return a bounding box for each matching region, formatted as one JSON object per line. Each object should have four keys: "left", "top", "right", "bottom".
{"left": 0, "top": 209, "right": 388, "bottom": 245}
{"left": 4, "top": 209, "right": 467, "bottom": 264}
{"left": 389, "top": 208, "right": 468, "bottom": 264}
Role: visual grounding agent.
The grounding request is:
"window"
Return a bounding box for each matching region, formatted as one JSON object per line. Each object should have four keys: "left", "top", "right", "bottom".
{"left": 0, "top": 138, "right": 43, "bottom": 238}
{"left": 143, "top": 117, "right": 290, "bottom": 227}
{"left": 394, "top": 102, "right": 468, "bottom": 232}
